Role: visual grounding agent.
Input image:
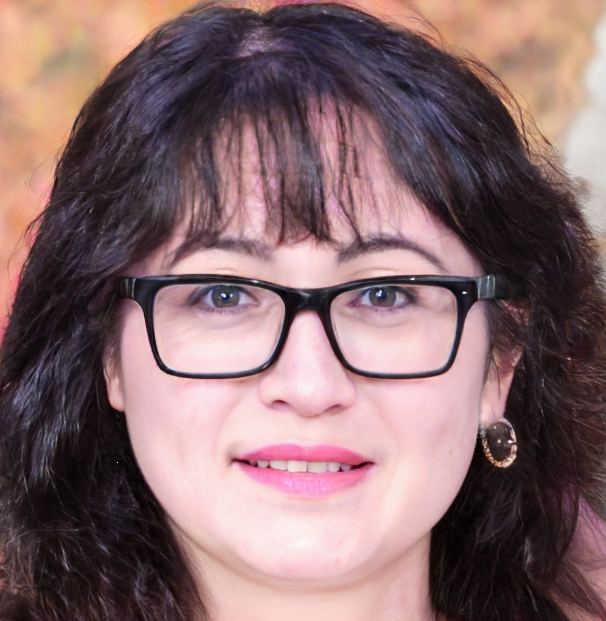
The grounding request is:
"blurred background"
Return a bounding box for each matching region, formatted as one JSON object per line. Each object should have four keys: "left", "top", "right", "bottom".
{"left": 1, "top": 0, "right": 606, "bottom": 331}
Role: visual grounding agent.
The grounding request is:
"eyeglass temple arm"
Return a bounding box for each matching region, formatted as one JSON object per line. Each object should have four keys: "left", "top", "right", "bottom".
{"left": 476, "top": 275, "right": 508, "bottom": 300}
{"left": 116, "top": 277, "right": 136, "bottom": 299}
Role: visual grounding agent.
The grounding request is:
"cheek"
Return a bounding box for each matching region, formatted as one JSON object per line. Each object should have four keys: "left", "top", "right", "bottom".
{"left": 377, "top": 373, "right": 481, "bottom": 503}
{"left": 374, "top": 310, "right": 489, "bottom": 524}
{"left": 116, "top": 306, "right": 244, "bottom": 521}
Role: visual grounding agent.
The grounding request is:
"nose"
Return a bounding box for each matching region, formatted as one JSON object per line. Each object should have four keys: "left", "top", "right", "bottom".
{"left": 257, "top": 311, "right": 357, "bottom": 417}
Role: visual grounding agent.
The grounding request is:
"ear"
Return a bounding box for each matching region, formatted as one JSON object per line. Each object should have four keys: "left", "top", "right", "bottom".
{"left": 479, "top": 348, "right": 521, "bottom": 426}
{"left": 103, "top": 351, "right": 126, "bottom": 412}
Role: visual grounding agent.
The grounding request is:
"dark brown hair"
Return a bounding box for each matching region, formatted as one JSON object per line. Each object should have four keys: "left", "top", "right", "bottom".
{"left": 1, "top": 3, "right": 606, "bottom": 620}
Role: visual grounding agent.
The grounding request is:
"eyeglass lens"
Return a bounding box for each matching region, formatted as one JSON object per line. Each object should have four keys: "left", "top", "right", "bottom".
{"left": 152, "top": 282, "right": 458, "bottom": 376}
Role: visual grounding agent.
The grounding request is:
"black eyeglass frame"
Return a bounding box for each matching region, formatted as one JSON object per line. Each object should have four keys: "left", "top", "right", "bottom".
{"left": 116, "top": 274, "right": 508, "bottom": 380}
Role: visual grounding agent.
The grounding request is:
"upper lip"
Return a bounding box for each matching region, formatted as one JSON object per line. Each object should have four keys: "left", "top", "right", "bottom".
{"left": 237, "top": 443, "right": 369, "bottom": 466}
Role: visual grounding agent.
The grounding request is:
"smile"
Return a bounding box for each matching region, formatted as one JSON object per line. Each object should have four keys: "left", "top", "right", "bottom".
{"left": 234, "top": 444, "right": 373, "bottom": 497}
{"left": 242, "top": 459, "right": 357, "bottom": 473}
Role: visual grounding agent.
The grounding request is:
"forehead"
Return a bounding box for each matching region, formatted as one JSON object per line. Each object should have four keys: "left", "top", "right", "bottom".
{"left": 217, "top": 184, "right": 454, "bottom": 261}
{"left": 153, "top": 108, "right": 481, "bottom": 276}
{"left": 155, "top": 186, "right": 480, "bottom": 282}
{"left": 185, "top": 111, "right": 443, "bottom": 237}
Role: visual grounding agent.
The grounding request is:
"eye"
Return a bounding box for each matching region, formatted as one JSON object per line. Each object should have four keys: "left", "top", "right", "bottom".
{"left": 366, "top": 286, "right": 397, "bottom": 307}
{"left": 210, "top": 285, "right": 241, "bottom": 308}
{"left": 188, "top": 284, "right": 255, "bottom": 310}
{"left": 357, "top": 286, "right": 415, "bottom": 309}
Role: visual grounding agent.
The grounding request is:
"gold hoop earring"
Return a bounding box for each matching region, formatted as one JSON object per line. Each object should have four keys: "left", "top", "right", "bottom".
{"left": 479, "top": 419, "right": 517, "bottom": 468}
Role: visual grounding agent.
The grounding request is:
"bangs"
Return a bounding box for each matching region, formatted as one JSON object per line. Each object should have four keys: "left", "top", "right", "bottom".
{"left": 165, "top": 42, "right": 403, "bottom": 260}
{"left": 175, "top": 95, "right": 395, "bottom": 256}
{"left": 56, "top": 4, "right": 526, "bottom": 280}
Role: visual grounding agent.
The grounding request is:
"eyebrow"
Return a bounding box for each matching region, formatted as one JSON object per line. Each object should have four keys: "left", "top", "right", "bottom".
{"left": 336, "top": 235, "right": 447, "bottom": 271}
{"left": 169, "top": 236, "right": 273, "bottom": 266}
{"left": 203, "top": 237, "right": 273, "bottom": 259}
{"left": 170, "top": 233, "right": 446, "bottom": 271}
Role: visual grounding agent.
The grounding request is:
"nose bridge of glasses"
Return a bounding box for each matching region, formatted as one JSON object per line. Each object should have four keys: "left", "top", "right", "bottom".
{"left": 284, "top": 287, "right": 336, "bottom": 330}
{"left": 279, "top": 288, "right": 337, "bottom": 353}
{"left": 289, "top": 288, "right": 328, "bottom": 312}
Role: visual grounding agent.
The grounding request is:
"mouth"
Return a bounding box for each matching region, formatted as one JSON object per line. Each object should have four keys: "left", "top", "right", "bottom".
{"left": 235, "top": 459, "right": 366, "bottom": 473}
{"left": 234, "top": 444, "right": 374, "bottom": 497}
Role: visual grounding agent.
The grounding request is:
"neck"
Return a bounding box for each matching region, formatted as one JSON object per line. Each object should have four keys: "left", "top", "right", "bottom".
{"left": 190, "top": 543, "right": 437, "bottom": 621}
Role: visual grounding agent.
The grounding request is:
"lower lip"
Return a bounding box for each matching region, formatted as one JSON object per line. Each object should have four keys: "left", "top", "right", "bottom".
{"left": 237, "top": 462, "right": 373, "bottom": 497}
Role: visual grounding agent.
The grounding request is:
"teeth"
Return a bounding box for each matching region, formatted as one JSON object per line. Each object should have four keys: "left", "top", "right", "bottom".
{"left": 307, "top": 461, "right": 328, "bottom": 473}
{"left": 249, "top": 459, "right": 355, "bottom": 473}
{"left": 287, "top": 460, "right": 308, "bottom": 473}
{"left": 269, "top": 460, "right": 288, "bottom": 471}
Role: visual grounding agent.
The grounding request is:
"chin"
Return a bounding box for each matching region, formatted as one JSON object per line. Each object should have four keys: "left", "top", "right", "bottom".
{"left": 233, "top": 524, "right": 382, "bottom": 585}
{"left": 250, "top": 554, "right": 362, "bottom": 585}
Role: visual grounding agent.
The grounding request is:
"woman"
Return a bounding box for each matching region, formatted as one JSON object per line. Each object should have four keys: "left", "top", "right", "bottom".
{"left": 1, "top": 3, "right": 605, "bottom": 620}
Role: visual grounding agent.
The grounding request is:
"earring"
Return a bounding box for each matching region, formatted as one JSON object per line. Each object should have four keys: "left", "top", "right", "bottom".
{"left": 479, "top": 419, "right": 517, "bottom": 468}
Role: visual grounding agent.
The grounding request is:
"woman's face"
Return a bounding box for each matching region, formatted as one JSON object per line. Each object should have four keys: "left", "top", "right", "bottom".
{"left": 105, "top": 161, "right": 515, "bottom": 606}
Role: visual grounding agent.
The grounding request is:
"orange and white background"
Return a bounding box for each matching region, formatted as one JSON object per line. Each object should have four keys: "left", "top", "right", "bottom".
{"left": 1, "top": 0, "right": 605, "bottom": 333}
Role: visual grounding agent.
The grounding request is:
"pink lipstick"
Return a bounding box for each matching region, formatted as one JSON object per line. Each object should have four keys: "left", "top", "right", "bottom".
{"left": 235, "top": 444, "right": 373, "bottom": 497}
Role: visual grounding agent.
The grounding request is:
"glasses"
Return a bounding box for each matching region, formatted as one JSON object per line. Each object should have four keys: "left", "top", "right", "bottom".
{"left": 116, "top": 274, "right": 507, "bottom": 379}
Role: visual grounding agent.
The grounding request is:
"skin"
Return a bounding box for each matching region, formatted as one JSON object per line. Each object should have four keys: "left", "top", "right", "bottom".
{"left": 105, "top": 137, "right": 517, "bottom": 620}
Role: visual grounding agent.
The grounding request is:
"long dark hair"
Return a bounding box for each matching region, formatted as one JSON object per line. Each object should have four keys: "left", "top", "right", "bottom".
{"left": 1, "top": 3, "right": 606, "bottom": 620}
